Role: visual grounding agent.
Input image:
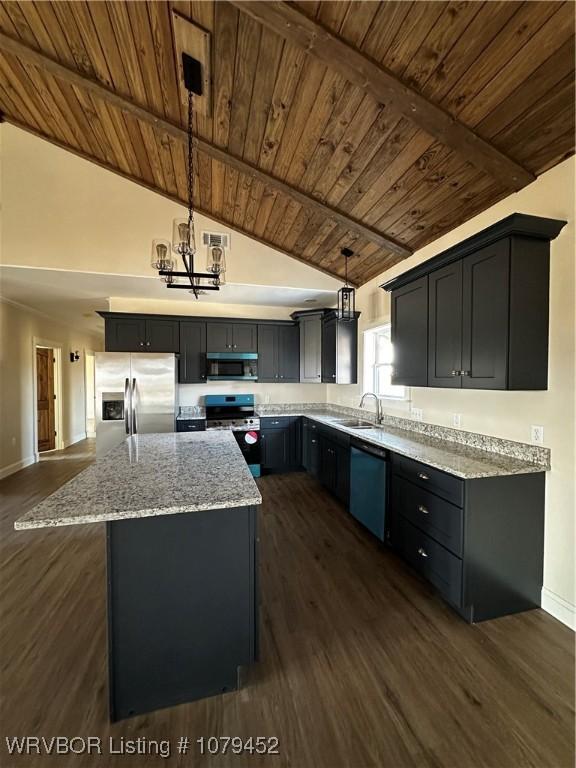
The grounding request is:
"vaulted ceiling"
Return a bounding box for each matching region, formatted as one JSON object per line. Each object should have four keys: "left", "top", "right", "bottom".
{"left": 0, "top": 1, "right": 574, "bottom": 285}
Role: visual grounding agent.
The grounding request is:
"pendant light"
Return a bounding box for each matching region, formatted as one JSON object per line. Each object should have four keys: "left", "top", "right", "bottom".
{"left": 149, "top": 54, "right": 221, "bottom": 298}
{"left": 337, "top": 247, "right": 355, "bottom": 321}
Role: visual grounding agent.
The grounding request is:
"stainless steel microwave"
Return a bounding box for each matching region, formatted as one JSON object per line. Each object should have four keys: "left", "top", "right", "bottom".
{"left": 206, "top": 352, "right": 258, "bottom": 381}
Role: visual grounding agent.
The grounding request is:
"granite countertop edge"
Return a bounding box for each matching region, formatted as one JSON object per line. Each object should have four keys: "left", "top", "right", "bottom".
{"left": 14, "top": 493, "right": 263, "bottom": 530}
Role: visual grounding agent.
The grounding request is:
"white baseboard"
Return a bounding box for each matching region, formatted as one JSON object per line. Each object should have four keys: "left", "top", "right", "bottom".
{"left": 64, "top": 433, "right": 87, "bottom": 449}
{"left": 0, "top": 455, "right": 37, "bottom": 480}
{"left": 541, "top": 588, "right": 575, "bottom": 630}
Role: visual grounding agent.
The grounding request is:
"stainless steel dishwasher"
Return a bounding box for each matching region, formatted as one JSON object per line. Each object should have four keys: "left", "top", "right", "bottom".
{"left": 349, "top": 439, "right": 388, "bottom": 541}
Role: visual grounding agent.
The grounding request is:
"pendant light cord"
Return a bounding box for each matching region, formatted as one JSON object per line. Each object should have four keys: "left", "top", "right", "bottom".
{"left": 187, "top": 89, "right": 198, "bottom": 296}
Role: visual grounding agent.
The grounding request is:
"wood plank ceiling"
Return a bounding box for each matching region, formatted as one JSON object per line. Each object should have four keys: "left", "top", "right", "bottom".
{"left": 0, "top": 1, "right": 573, "bottom": 285}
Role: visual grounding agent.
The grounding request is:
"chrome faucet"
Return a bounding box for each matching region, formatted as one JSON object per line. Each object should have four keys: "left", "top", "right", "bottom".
{"left": 359, "top": 392, "right": 382, "bottom": 424}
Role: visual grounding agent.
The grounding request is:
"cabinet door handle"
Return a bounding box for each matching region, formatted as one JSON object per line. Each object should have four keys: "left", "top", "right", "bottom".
{"left": 418, "top": 472, "right": 429, "bottom": 481}
{"left": 311, "top": 439, "right": 317, "bottom": 444}
{"left": 417, "top": 547, "right": 428, "bottom": 558}
{"left": 146, "top": 341, "right": 151, "bottom": 347}
{"left": 418, "top": 505, "right": 429, "bottom": 514}
{"left": 461, "top": 370, "right": 470, "bottom": 376}
{"left": 451, "top": 370, "right": 458, "bottom": 376}
{"left": 233, "top": 344, "right": 237, "bottom": 349}
{"left": 139, "top": 341, "right": 144, "bottom": 347}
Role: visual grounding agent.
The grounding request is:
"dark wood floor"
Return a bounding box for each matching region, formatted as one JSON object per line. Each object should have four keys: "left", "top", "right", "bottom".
{"left": 0, "top": 440, "right": 574, "bottom": 768}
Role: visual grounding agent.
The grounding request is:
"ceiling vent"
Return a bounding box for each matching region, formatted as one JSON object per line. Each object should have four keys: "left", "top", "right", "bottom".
{"left": 202, "top": 231, "right": 229, "bottom": 249}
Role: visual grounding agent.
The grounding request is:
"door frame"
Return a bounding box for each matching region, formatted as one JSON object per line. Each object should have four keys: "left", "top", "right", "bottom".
{"left": 84, "top": 348, "right": 96, "bottom": 438}
{"left": 32, "top": 337, "right": 64, "bottom": 460}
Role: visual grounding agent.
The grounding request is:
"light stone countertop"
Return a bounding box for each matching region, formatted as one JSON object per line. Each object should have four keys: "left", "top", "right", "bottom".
{"left": 260, "top": 410, "right": 547, "bottom": 479}
{"left": 15, "top": 432, "right": 262, "bottom": 531}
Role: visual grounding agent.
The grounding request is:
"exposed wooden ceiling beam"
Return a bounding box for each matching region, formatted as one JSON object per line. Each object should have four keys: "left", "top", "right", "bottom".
{"left": 229, "top": 1, "right": 536, "bottom": 192}
{"left": 0, "top": 31, "right": 411, "bottom": 260}
{"left": 4, "top": 116, "right": 358, "bottom": 286}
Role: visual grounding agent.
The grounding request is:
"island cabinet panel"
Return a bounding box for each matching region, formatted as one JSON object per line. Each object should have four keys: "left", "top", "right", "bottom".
{"left": 428, "top": 261, "right": 463, "bottom": 388}
{"left": 391, "top": 276, "right": 428, "bottom": 387}
{"left": 107, "top": 505, "right": 258, "bottom": 721}
{"left": 388, "top": 453, "right": 545, "bottom": 622}
{"left": 207, "top": 322, "right": 258, "bottom": 352}
{"left": 257, "top": 324, "right": 300, "bottom": 383}
{"left": 179, "top": 321, "right": 207, "bottom": 383}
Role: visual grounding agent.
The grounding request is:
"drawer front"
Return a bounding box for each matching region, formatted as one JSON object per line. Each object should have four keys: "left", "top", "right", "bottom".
{"left": 260, "top": 416, "right": 297, "bottom": 429}
{"left": 392, "top": 454, "right": 464, "bottom": 506}
{"left": 393, "top": 476, "right": 463, "bottom": 557}
{"left": 176, "top": 420, "right": 206, "bottom": 432}
{"left": 398, "top": 517, "right": 463, "bottom": 608}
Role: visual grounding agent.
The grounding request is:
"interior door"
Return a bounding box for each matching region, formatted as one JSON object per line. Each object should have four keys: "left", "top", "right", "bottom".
{"left": 130, "top": 354, "right": 176, "bottom": 434}
{"left": 428, "top": 261, "right": 463, "bottom": 388}
{"left": 36, "top": 348, "right": 55, "bottom": 452}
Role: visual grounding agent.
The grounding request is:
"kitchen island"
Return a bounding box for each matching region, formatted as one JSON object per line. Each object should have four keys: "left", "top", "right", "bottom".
{"left": 15, "top": 432, "right": 262, "bottom": 721}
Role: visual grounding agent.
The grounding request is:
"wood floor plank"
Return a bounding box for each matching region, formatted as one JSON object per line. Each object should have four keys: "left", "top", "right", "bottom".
{"left": 0, "top": 445, "right": 573, "bottom": 768}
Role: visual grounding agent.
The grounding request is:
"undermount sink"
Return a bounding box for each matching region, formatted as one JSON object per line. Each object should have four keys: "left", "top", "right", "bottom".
{"left": 333, "top": 419, "right": 376, "bottom": 430}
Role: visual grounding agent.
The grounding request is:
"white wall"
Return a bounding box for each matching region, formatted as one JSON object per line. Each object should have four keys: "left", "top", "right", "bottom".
{"left": 1, "top": 124, "right": 340, "bottom": 292}
{"left": 329, "top": 158, "right": 576, "bottom": 625}
{"left": 0, "top": 300, "right": 103, "bottom": 476}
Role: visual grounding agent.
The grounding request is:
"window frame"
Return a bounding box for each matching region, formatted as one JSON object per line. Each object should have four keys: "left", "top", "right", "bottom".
{"left": 363, "top": 323, "right": 409, "bottom": 401}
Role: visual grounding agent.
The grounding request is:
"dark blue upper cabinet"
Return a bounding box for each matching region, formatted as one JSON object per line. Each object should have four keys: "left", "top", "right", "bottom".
{"left": 383, "top": 214, "right": 567, "bottom": 391}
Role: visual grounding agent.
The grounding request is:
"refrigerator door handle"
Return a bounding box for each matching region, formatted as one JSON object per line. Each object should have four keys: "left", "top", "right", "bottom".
{"left": 131, "top": 377, "right": 138, "bottom": 434}
{"left": 124, "top": 378, "right": 131, "bottom": 435}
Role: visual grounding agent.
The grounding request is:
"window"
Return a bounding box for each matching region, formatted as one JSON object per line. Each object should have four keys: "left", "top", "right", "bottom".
{"left": 364, "top": 324, "right": 407, "bottom": 399}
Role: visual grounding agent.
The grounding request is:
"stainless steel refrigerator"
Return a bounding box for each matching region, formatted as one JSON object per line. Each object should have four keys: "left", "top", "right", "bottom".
{"left": 95, "top": 353, "right": 177, "bottom": 457}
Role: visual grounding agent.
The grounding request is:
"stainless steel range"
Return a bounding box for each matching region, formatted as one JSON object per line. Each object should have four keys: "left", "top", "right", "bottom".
{"left": 205, "top": 395, "right": 260, "bottom": 477}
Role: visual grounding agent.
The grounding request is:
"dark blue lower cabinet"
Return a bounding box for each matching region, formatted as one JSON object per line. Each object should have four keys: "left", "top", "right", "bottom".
{"left": 318, "top": 427, "right": 350, "bottom": 509}
{"left": 260, "top": 417, "right": 301, "bottom": 473}
{"left": 106, "top": 505, "right": 258, "bottom": 721}
{"left": 389, "top": 454, "right": 546, "bottom": 623}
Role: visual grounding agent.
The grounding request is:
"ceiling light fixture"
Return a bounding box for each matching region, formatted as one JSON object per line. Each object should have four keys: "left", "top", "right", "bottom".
{"left": 149, "top": 54, "right": 222, "bottom": 298}
{"left": 337, "top": 247, "right": 355, "bottom": 321}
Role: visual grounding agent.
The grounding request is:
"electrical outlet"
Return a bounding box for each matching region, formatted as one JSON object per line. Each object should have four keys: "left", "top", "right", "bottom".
{"left": 411, "top": 407, "right": 423, "bottom": 421}
{"left": 531, "top": 425, "right": 544, "bottom": 444}
{"left": 452, "top": 413, "right": 462, "bottom": 428}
